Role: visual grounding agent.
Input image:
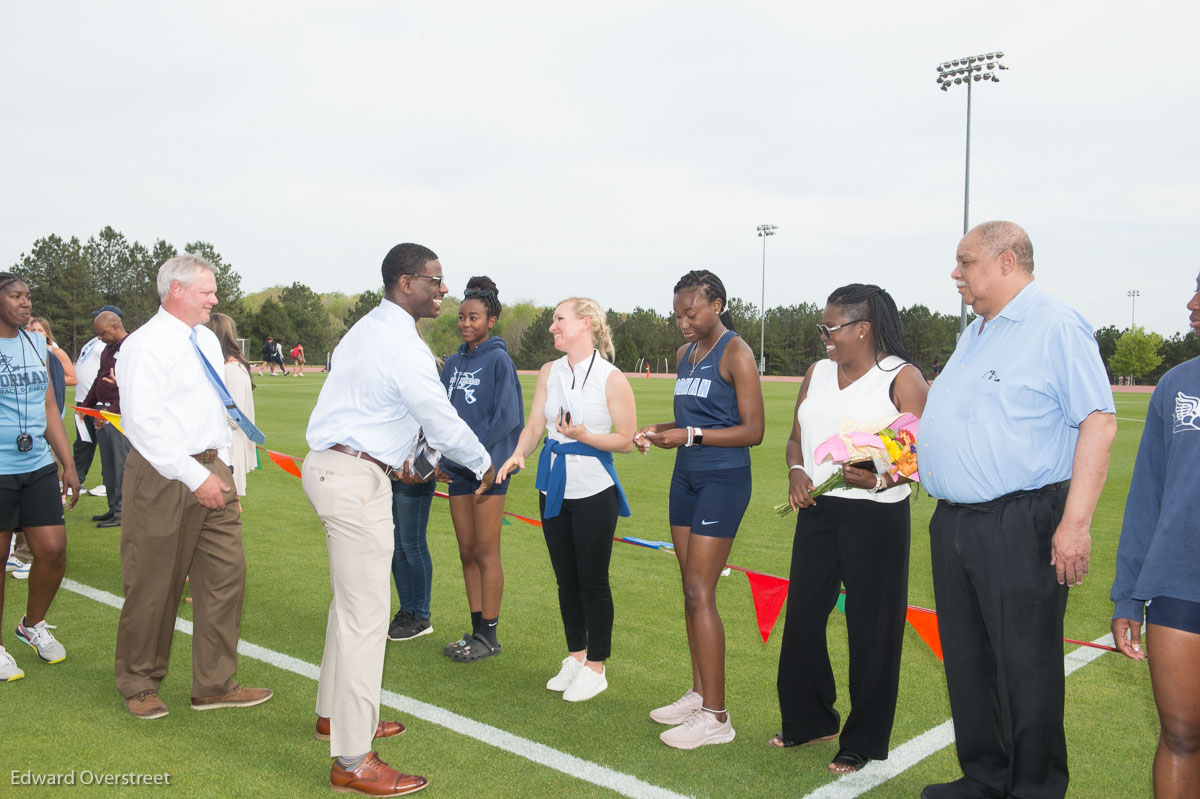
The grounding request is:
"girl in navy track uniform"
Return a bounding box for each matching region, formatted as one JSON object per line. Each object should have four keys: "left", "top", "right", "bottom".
{"left": 636, "top": 270, "right": 764, "bottom": 749}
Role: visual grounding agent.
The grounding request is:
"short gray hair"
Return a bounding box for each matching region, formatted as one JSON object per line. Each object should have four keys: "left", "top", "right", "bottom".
{"left": 970, "top": 220, "right": 1034, "bottom": 273}
{"left": 157, "top": 255, "right": 216, "bottom": 301}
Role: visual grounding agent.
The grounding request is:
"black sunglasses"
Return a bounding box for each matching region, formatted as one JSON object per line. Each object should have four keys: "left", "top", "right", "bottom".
{"left": 463, "top": 287, "right": 494, "bottom": 299}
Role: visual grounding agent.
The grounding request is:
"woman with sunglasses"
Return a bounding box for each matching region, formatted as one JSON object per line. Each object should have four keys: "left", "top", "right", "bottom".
{"left": 438, "top": 277, "right": 524, "bottom": 662}
{"left": 497, "top": 298, "right": 635, "bottom": 702}
{"left": 774, "top": 283, "right": 928, "bottom": 774}
{"left": 636, "top": 269, "right": 764, "bottom": 749}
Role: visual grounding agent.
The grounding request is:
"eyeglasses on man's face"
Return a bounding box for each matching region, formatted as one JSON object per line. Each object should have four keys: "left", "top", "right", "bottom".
{"left": 816, "top": 319, "right": 862, "bottom": 338}
{"left": 410, "top": 273, "right": 444, "bottom": 289}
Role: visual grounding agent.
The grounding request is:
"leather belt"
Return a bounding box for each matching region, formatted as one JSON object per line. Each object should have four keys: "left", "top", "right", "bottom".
{"left": 192, "top": 449, "right": 220, "bottom": 464}
{"left": 329, "top": 444, "right": 400, "bottom": 481}
{"left": 939, "top": 480, "right": 1071, "bottom": 513}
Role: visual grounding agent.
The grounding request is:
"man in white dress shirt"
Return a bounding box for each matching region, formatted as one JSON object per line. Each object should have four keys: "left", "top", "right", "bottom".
{"left": 303, "top": 243, "right": 494, "bottom": 796}
{"left": 113, "top": 256, "right": 271, "bottom": 720}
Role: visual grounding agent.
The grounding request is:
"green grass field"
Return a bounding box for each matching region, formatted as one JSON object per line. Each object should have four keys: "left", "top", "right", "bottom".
{"left": 2, "top": 377, "right": 1160, "bottom": 798}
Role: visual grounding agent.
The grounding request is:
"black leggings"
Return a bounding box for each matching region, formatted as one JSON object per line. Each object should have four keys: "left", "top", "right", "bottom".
{"left": 539, "top": 486, "right": 618, "bottom": 662}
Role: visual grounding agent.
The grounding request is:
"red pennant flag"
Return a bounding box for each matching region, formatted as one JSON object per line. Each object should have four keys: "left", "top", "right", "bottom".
{"left": 267, "top": 450, "right": 302, "bottom": 478}
{"left": 906, "top": 607, "right": 943, "bottom": 661}
{"left": 745, "top": 570, "right": 790, "bottom": 644}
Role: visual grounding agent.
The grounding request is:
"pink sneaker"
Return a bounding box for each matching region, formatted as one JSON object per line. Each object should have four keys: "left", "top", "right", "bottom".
{"left": 660, "top": 708, "right": 736, "bottom": 749}
{"left": 649, "top": 689, "right": 702, "bottom": 724}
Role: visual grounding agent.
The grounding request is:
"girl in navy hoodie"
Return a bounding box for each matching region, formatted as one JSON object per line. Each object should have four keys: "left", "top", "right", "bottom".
{"left": 438, "top": 276, "right": 524, "bottom": 661}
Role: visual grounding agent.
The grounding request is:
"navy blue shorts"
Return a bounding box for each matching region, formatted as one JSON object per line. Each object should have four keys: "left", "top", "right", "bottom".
{"left": 445, "top": 473, "right": 508, "bottom": 497}
{"left": 1147, "top": 596, "right": 1200, "bottom": 636}
{"left": 668, "top": 465, "right": 751, "bottom": 539}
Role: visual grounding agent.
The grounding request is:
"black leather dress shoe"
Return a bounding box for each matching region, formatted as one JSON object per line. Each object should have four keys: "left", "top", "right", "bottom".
{"left": 97, "top": 517, "right": 122, "bottom": 528}
{"left": 91, "top": 511, "right": 115, "bottom": 522}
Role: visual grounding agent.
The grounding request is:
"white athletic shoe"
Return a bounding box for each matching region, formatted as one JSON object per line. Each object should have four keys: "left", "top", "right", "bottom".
{"left": 15, "top": 618, "right": 66, "bottom": 664}
{"left": 0, "top": 646, "right": 24, "bottom": 682}
{"left": 546, "top": 656, "right": 585, "bottom": 692}
{"left": 10, "top": 561, "right": 30, "bottom": 580}
{"left": 87, "top": 485, "right": 107, "bottom": 497}
{"left": 660, "top": 708, "right": 736, "bottom": 749}
{"left": 562, "top": 665, "right": 607, "bottom": 702}
{"left": 5, "top": 556, "right": 24, "bottom": 573}
{"left": 650, "top": 689, "right": 703, "bottom": 724}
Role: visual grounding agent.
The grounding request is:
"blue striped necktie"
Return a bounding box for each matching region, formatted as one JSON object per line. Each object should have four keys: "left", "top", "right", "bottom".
{"left": 189, "top": 328, "right": 265, "bottom": 445}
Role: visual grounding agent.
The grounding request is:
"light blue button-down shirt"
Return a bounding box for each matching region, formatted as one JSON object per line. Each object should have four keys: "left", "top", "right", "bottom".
{"left": 306, "top": 299, "right": 490, "bottom": 477}
{"left": 921, "top": 281, "right": 1114, "bottom": 504}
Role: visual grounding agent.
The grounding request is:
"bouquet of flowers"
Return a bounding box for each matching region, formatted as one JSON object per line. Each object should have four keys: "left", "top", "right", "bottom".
{"left": 776, "top": 412, "right": 921, "bottom": 515}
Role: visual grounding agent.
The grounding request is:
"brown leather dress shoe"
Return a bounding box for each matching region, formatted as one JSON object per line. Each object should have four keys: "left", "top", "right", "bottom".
{"left": 316, "top": 716, "right": 406, "bottom": 741}
{"left": 190, "top": 683, "right": 273, "bottom": 710}
{"left": 125, "top": 689, "right": 169, "bottom": 720}
{"left": 330, "top": 752, "right": 427, "bottom": 796}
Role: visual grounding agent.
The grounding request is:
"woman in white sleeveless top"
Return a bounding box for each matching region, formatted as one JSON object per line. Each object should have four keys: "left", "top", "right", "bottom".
{"left": 498, "top": 298, "right": 636, "bottom": 703}
{"left": 775, "top": 284, "right": 929, "bottom": 774}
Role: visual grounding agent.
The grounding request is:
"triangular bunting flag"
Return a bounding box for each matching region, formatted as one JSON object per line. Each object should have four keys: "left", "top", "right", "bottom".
{"left": 267, "top": 449, "right": 302, "bottom": 478}
{"left": 906, "top": 607, "right": 943, "bottom": 661}
{"left": 99, "top": 410, "right": 124, "bottom": 434}
{"left": 835, "top": 593, "right": 846, "bottom": 614}
{"left": 501, "top": 516, "right": 511, "bottom": 526}
{"left": 745, "top": 570, "right": 790, "bottom": 644}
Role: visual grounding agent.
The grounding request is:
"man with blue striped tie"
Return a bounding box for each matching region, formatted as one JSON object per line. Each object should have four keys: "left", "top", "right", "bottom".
{"left": 113, "top": 255, "right": 270, "bottom": 721}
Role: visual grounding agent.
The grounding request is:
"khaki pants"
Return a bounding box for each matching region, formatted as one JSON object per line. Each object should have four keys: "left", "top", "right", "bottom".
{"left": 114, "top": 448, "right": 244, "bottom": 699}
{"left": 302, "top": 447, "right": 394, "bottom": 758}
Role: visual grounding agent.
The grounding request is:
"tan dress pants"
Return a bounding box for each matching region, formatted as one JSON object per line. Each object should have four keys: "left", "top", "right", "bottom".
{"left": 114, "top": 448, "right": 244, "bottom": 699}
{"left": 302, "top": 447, "right": 395, "bottom": 758}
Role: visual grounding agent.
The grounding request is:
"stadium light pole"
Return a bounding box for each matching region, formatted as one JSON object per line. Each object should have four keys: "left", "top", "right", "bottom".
{"left": 937, "top": 51, "right": 1007, "bottom": 334}
{"left": 1128, "top": 289, "right": 1140, "bottom": 327}
{"left": 756, "top": 224, "right": 778, "bottom": 375}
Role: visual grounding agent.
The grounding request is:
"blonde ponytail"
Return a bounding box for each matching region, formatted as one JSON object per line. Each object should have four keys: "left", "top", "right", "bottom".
{"left": 562, "top": 297, "right": 615, "bottom": 361}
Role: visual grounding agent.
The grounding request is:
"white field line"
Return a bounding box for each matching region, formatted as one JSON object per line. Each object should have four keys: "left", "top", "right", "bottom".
{"left": 1116, "top": 417, "right": 1146, "bottom": 423}
{"left": 798, "top": 634, "right": 1115, "bottom": 799}
{"left": 59, "top": 578, "right": 692, "bottom": 799}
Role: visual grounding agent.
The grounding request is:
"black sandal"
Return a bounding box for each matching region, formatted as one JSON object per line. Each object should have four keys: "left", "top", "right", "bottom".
{"left": 828, "top": 748, "right": 869, "bottom": 773}
{"left": 450, "top": 633, "right": 501, "bottom": 663}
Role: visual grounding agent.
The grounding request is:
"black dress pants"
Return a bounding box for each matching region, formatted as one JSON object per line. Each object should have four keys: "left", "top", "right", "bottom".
{"left": 929, "top": 488, "right": 1070, "bottom": 799}
{"left": 776, "top": 494, "right": 910, "bottom": 759}
{"left": 539, "top": 486, "right": 618, "bottom": 662}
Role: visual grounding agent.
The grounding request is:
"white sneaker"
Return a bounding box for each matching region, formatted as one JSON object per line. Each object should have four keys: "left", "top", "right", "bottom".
{"left": 0, "top": 646, "right": 24, "bottom": 682}
{"left": 88, "top": 485, "right": 107, "bottom": 497}
{"left": 546, "top": 656, "right": 584, "bottom": 691}
{"left": 660, "top": 708, "right": 736, "bottom": 749}
{"left": 563, "top": 665, "right": 607, "bottom": 702}
{"left": 5, "top": 556, "right": 24, "bottom": 573}
{"left": 15, "top": 618, "right": 66, "bottom": 664}
{"left": 10, "top": 561, "right": 30, "bottom": 580}
{"left": 650, "top": 689, "right": 703, "bottom": 724}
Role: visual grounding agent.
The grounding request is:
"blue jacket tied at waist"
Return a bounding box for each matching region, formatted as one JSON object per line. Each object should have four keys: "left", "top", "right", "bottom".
{"left": 535, "top": 438, "right": 631, "bottom": 519}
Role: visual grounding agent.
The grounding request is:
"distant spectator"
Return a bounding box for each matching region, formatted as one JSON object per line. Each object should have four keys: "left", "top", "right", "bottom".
{"left": 27, "top": 317, "right": 75, "bottom": 388}
{"left": 206, "top": 313, "right": 257, "bottom": 497}
{"left": 79, "top": 311, "right": 130, "bottom": 528}
{"left": 290, "top": 342, "right": 305, "bottom": 377}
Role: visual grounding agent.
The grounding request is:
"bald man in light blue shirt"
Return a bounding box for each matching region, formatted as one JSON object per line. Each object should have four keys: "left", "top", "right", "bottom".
{"left": 919, "top": 222, "right": 1116, "bottom": 799}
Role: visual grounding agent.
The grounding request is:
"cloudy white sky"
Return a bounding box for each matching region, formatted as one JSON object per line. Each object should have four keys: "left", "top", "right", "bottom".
{"left": 3, "top": 1, "right": 1196, "bottom": 335}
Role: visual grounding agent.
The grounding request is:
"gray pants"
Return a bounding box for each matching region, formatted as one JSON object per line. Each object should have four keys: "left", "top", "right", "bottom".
{"left": 97, "top": 422, "right": 131, "bottom": 517}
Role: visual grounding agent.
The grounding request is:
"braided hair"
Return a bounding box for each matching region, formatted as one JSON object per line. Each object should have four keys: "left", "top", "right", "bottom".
{"left": 673, "top": 270, "right": 734, "bottom": 332}
{"left": 0, "top": 272, "right": 25, "bottom": 293}
{"left": 826, "top": 283, "right": 911, "bottom": 370}
{"left": 463, "top": 275, "right": 502, "bottom": 320}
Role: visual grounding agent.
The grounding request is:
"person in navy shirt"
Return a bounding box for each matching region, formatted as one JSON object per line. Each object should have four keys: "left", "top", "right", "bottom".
{"left": 636, "top": 270, "right": 764, "bottom": 749}
{"left": 919, "top": 222, "right": 1116, "bottom": 799}
{"left": 438, "top": 276, "right": 524, "bottom": 662}
{"left": 1111, "top": 271, "right": 1200, "bottom": 799}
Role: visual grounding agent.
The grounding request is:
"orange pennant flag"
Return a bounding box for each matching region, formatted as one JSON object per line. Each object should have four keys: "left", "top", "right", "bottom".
{"left": 906, "top": 607, "right": 943, "bottom": 661}
{"left": 745, "top": 570, "right": 790, "bottom": 644}
{"left": 267, "top": 449, "right": 302, "bottom": 478}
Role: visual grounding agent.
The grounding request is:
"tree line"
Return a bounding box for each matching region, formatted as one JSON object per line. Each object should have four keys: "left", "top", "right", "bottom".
{"left": 12, "top": 227, "right": 1198, "bottom": 382}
